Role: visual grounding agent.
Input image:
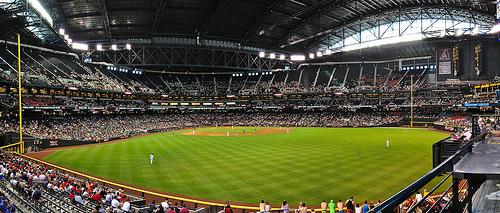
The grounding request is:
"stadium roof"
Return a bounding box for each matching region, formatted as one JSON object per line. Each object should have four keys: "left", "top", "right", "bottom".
{"left": 48, "top": 0, "right": 496, "bottom": 51}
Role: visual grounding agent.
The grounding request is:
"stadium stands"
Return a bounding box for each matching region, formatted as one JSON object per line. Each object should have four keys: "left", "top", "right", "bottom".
{"left": 0, "top": 151, "right": 150, "bottom": 212}
{"left": 1, "top": 0, "right": 500, "bottom": 212}
{"left": 0, "top": 42, "right": 494, "bottom": 213}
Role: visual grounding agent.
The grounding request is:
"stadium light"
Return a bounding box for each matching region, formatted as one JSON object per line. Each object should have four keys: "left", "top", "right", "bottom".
{"left": 111, "top": 44, "right": 118, "bottom": 51}
{"left": 126, "top": 44, "right": 132, "bottom": 50}
{"left": 308, "top": 53, "right": 315, "bottom": 59}
{"left": 472, "top": 26, "right": 480, "bottom": 35}
{"left": 58, "top": 28, "right": 65, "bottom": 35}
{"left": 96, "top": 44, "right": 103, "bottom": 51}
{"left": 67, "top": 39, "right": 72, "bottom": 44}
{"left": 440, "top": 29, "right": 446, "bottom": 37}
{"left": 324, "top": 49, "right": 332, "bottom": 55}
{"left": 269, "top": 53, "right": 276, "bottom": 59}
{"left": 64, "top": 34, "right": 69, "bottom": 40}
{"left": 259, "top": 51, "right": 265, "bottom": 58}
{"left": 71, "top": 42, "right": 88, "bottom": 51}
{"left": 290, "top": 55, "right": 306, "bottom": 61}
{"left": 488, "top": 24, "right": 500, "bottom": 34}
{"left": 316, "top": 51, "right": 323, "bottom": 57}
{"left": 343, "top": 34, "right": 423, "bottom": 52}
{"left": 279, "top": 54, "right": 286, "bottom": 60}
{"left": 27, "top": 0, "right": 53, "bottom": 26}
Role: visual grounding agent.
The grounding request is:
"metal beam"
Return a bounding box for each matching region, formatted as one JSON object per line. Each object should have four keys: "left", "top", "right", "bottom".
{"left": 65, "top": 11, "right": 101, "bottom": 19}
{"left": 152, "top": 0, "right": 169, "bottom": 33}
{"left": 281, "top": 5, "right": 493, "bottom": 50}
{"left": 241, "top": 0, "right": 283, "bottom": 43}
{"left": 100, "top": 0, "right": 111, "bottom": 38}
{"left": 258, "top": 0, "right": 337, "bottom": 36}
{"left": 197, "top": 0, "right": 242, "bottom": 36}
{"left": 96, "top": 46, "right": 288, "bottom": 72}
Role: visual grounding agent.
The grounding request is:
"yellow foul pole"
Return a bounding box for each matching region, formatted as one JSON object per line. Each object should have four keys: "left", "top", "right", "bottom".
{"left": 17, "top": 34, "right": 23, "bottom": 154}
{"left": 410, "top": 75, "right": 413, "bottom": 128}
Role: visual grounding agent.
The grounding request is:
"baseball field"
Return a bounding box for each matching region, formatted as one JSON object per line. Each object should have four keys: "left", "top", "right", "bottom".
{"left": 40, "top": 127, "right": 447, "bottom": 205}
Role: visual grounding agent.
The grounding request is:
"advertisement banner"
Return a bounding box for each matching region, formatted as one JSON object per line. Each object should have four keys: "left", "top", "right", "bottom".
{"left": 438, "top": 61, "right": 451, "bottom": 75}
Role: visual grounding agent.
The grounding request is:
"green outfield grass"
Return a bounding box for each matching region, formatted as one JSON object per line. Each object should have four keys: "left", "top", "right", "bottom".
{"left": 42, "top": 127, "right": 447, "bottom": 205}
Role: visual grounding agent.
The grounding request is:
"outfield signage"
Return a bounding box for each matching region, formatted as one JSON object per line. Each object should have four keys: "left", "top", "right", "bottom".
{"left": 41, "top": 139, "right": 96, "bottom": 149}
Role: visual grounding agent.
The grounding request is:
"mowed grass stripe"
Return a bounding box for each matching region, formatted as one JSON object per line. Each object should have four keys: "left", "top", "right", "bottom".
{"left": 43, "top": 127, "right": 447, "bottom": 204}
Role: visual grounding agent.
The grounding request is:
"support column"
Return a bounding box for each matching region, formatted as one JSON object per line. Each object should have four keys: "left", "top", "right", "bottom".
{"left": 327, "top": 68, "right": 336, "bottom": 87}
{"left": 342, "top": 67, "right": 350, "bottom": 87}
{"left": 268, "top": 73, "right": 275, "bottom": 89}
{"left": 227, "top": 75, "right": 232, "bottom": 93}
{"left": 254, "top": 74, "right": 263, "bottom": 92}
{"left": 358, "top": 66, "right": 363, "bottom": 81}
{"left": 213, "top": 76, "right": 217, "bottom": 94}
{"left": 313, "top": 67, "right": 320, "bottom": 88}
{"left": 298, "top": 69, "right": 304, "bottom": 88}
{"left": 283, "top": 71, "right": 289, "bottom": 90}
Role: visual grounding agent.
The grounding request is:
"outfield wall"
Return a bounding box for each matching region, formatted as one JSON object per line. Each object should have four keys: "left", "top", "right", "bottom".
{"left": 25, "top": 127, "right": 187, "bottom": 151}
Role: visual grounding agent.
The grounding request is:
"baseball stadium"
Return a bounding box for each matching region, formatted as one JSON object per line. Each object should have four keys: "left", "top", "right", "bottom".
{"left": 0, "top": 0, "right": 500, "bottom": 213}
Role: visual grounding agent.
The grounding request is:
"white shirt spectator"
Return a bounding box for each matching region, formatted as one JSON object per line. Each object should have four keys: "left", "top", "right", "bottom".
{"left": 122, "top": 201, "right": 131, "bottom": 212}
{"left": 111, "top": 198, "right": 120, "bottom": 208}
{"left": 105, "top": 193, "right": 113, "bottom": 202}
{"left": 39, "top": 174, "right": 46, "bottom": 182}
{"left": 32, "top": 175, "right": 39, "bottom": 183}
{"left": 415, "top": 193, "right": 423, "bottom": 202}
{"left": 161, "top": 200, "right": 169, "bottom": 210}
{"left": 74, "top": 195, "right": 85, "bottom": 205}
{"left": 464, "top": 131, "right": 472, "bottom": 141}
{"left": 9, "top": 179, "right": 17, "bottom": 187}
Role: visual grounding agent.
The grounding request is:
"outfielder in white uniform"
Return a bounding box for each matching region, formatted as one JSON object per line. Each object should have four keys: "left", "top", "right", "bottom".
{"left": 150, "top": 153, "right": 154, "bottom": 165}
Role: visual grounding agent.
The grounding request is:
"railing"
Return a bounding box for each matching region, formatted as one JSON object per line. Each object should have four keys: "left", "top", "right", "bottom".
{"left": 369, "top": 131, "right": 487, "bottom": 213}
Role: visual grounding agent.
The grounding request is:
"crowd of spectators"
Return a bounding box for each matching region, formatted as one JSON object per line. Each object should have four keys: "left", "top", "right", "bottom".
{"left": 0, "top": 151, "right": 145, "bottom": 212}
{"left": 253, "top": 190, "right": 452, "bottom": 213}
{"left": 0, "top": 112, "right": 403, "bottom": 141}
{"left": 434, "top": 115, "right": 471, "bottom": 130}
{"left": 396, "top": 190, "right": 451, "bottom": 213}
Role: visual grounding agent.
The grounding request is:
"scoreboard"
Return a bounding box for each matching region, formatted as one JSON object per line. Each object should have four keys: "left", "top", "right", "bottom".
{"left": 452, "top": 45, "right": 460, "bottom": 76}
{"left": 474, "top": 43, "right": 482, "bottom": 76}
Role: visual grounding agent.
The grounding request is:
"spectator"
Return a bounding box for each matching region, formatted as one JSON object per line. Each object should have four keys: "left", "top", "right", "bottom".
{"left": 259, "top": 200, "right": 265, "bottom": 212}
{"left": 298, "top": 202, "right": 307, "bottom": 213}
{"left": 346, "top": 197, "right": 354, "bottom": 213}
{"left": 362, "top": 201, "right": 369, "bottom": 213}
{"left": 321, "top": 200, "right": 327, "bottom": 213}
{"left": 337, "top": 200, "right": 344, "bottom": 213}
{"left": 225, "top": 204, "right": 233, "bottom": 213}
{"left": 281, "top": 201, "right": 289, "bottom": 213}
{"left": 328, "top": 200, "right": 335, "bottom": 213}
{"left": 161, "top": 198, "right": 170, "bottom": 211}
{"left": 264, "top": 202, "right": 271, "bottom": 213}
{"left": 180, "top": 204, "right": 189, "bottom": 213}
